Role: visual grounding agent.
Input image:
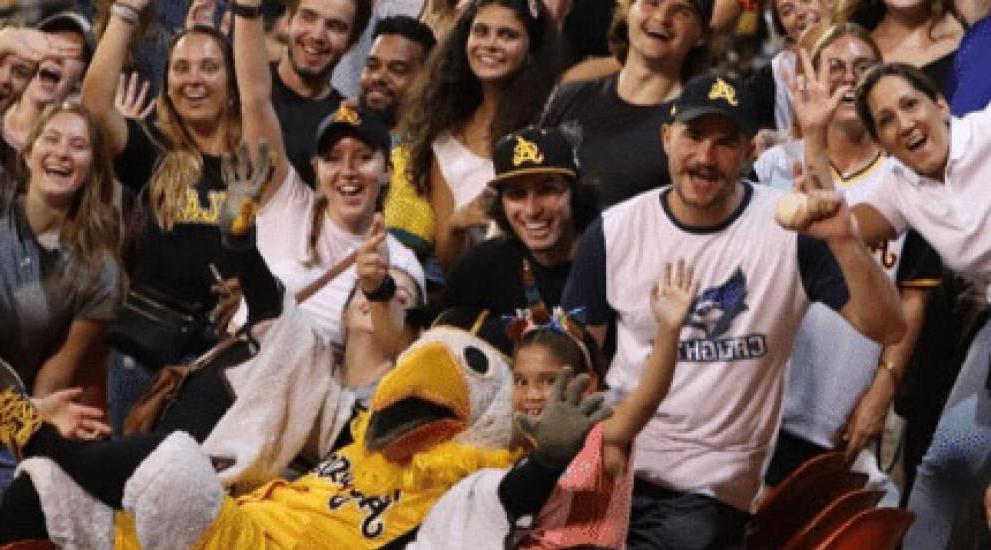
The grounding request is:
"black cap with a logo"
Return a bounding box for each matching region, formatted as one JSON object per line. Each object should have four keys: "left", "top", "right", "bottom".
{"left": 669, "top": 74, "right": 758, "bottom": 139}
{"left": 489, "top": 126, "right": 579, "bottom": 186}
{"left": 315, "top": 104, "right": 391, "bottom": 156}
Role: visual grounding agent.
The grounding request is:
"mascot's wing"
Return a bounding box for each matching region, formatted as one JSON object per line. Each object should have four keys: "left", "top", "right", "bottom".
{"left": 408, "top": 468, "right": 511, "bottom": 550}
{"left": 203, "top": 296, "right": 355, "bottom": 491}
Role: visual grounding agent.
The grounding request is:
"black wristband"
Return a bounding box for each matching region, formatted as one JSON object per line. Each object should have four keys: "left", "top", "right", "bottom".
{"left": 363, "top": 274, "right": 396, "bottom": 302}
{"left": 231, "top": 2, "right": 263, "bottom": 18}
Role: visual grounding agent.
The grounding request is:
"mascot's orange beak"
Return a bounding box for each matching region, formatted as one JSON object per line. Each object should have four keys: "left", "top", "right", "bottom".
{"left": 365, "top": 341, "right": 471, "bottom": 462}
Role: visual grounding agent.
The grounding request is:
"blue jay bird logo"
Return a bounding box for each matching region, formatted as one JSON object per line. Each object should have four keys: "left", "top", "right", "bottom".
{"left": 685, "top": 268, "right": 749, "bottom": 339}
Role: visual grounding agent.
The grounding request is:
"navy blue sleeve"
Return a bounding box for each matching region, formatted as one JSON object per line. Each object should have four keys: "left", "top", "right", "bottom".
{"left": 895, "top": 230, "right": 942, "bottom": 287}
{"left": 797, "top": 235, "right": 850, "bottom": 312}
{"left": 562, "top": 217, "right": 612, "bottom": 325}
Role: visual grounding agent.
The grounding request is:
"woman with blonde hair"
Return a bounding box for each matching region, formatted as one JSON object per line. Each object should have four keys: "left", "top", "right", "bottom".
{"left": 80, "top": 0, "right": 243, "bottom": 433}
{"left": 0, "top": 102, "right": 122, "bottom": 493}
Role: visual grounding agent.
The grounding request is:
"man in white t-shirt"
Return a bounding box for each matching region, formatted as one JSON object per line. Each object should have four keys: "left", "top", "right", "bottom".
{"left": 562, "top": 74, "right": 906, "bottom": 549}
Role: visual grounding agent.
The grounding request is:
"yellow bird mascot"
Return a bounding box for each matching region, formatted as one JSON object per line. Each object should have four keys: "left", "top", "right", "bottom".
{"left": 0, "top": 308, "right": 522, "bottom": 550}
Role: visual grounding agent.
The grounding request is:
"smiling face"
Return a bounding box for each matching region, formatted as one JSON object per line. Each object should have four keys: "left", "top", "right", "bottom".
{"left": 663, "top": 115, "right": 749, "bottom": 223}
{"left": 316, "top": 135, "right": 387, "bottom": 233}
{"left": 819, "top": 34, "right": 880, "bottom": 126}
{"left": 26, "top": 110, "right": 93, "bottom": 207}
{"left": 286, "top": 0, "right": 355, "bottom": 83}
{"left": 166, "top": 32, "right": 231, "bottom": 131}
{"left": 867, "top": 74, "right": 950, "bottom": 179}
{"left": 465, "top": 4, "right": 530, "bottom": 85}
{"left": 773, "top": 0, "right": 822, "bottom": 41}
{"left": 499, "top": 173, "right": 576, "bottom": 262}
{"left": 0, "top": 54, "right": 35, "bottom": 113}
{"left": 359, "top": 34, "right": 427, "bottom": 124}
{"left": 626, "top": 0, "right": 704, "bottom": 66}
{"left": 23, "top": 30, "right": 87, "bottom": 106}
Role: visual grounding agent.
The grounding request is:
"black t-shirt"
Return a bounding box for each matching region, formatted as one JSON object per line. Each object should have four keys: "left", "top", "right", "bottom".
{"left": 270, "top": 64, "right": 344, "bottom": 188}
{"left": 541, "top": 74, "right": 674, "bottom": 209}
{"left": 441, "top": 236, "right": 573, "bottom": 317}
{"left": 114, "top": 118, "right": 227, "bottom": 316}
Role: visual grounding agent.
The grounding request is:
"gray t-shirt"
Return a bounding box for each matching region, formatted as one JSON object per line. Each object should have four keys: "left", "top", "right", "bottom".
{"left": 0, "top": 189, "right": 121, "bottom": 390}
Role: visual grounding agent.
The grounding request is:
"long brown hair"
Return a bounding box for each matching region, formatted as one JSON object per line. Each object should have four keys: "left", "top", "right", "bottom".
{"left": 149, "top": 26, "right": 241, "bottom": 230}
{"left": 20, "top": 103, "right": 121, "bottom": 274}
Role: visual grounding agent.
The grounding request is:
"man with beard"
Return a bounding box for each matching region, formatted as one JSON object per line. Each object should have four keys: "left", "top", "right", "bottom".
{"left": 562, "top": 74, "right": 906, "bottom": 549}
{"left": 268, "top": 0, "right": 372, "bottom": 187}
{"left": 357, "top": 15, "right": 434, "bottom": 130}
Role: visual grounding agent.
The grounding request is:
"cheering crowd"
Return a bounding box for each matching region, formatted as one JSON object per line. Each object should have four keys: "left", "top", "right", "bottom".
{"left": 1, "top": 0, "right": 991, "bottom": 546}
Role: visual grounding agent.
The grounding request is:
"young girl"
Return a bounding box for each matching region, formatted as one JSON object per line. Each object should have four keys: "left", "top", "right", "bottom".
{"left": 506, "top": 259, "right": 697, "bottom": 548}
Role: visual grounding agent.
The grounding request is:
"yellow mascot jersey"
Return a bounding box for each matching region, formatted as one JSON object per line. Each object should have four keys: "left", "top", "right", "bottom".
{"left": 114, "top": 414, "right": 519, "bottom": 549}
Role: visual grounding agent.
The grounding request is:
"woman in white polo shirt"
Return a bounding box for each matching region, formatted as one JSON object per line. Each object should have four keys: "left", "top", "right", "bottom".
{"left": 802, "top": 62, "right": 991, "bottom": 549}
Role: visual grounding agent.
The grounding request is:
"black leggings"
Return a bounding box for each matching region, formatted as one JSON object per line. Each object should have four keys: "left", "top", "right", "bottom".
{"left": 0, "top": 426, "right": 165, "bottom": 542}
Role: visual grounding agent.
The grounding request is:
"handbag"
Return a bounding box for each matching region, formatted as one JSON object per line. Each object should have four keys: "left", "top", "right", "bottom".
{"left": 106, "top": 284, "right": 204, "bottom": 368}
{"left": 122, "top": 250, "right": 358, "bottom": 435}
{"left": 123, "top": 337, "right": 238, "bottom": 436}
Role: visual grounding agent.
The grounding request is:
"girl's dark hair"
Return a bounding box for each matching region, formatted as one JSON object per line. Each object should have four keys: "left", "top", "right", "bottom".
{"left": 398, "top": 0, "right": 564, "bottom": 196}
{"left": 854, "top": 62, "right": 943, "bottom": 139}
{"left": 516, "top": 328, "right": 607, "bottom": 384}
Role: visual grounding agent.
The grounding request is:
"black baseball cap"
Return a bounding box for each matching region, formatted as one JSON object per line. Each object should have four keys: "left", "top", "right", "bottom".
{"left": 489, "top": 126, "right": 578, "bottom": 186}
{"left": 37, "top": 11, "right": 96, "bottom": 64}
{"left": 316, "top": 104, "right": 391, "bottom": 156}
{"left": 669, "top": 74, "right": 758, "bottom": 139}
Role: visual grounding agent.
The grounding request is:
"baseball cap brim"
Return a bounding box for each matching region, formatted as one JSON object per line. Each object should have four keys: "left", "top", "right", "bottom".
{"left": 316, "top": 123, "right": 389, "bottom": 156}
{"left": 488, "top": 166, "right": 577, "bottom": 187}
{"left": 673, "top": 106, "right": 756, "bottom": 138}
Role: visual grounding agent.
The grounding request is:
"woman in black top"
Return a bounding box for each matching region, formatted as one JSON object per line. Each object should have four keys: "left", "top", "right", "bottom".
{"left": 81, "top": 0, "right": 242, "bottom": 434}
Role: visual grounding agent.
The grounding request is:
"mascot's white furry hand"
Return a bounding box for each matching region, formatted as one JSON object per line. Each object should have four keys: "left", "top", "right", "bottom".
{"left": 516, "top": 367, "right": 613, "bottom": 471}
{"left": 220, "top": 139, "right": 271, "bottom": 249}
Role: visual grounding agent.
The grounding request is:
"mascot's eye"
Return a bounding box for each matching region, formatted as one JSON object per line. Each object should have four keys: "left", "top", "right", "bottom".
{"left": 463, "top": 346, "right": 489, "bottom": 375}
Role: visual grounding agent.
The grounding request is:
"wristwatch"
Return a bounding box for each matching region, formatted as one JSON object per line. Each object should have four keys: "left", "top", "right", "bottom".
{"left": 363, "top": 274, "right": 396, "bottom": 302}
{"left": 231, "top": 2, "right": 263, "bottom": 18}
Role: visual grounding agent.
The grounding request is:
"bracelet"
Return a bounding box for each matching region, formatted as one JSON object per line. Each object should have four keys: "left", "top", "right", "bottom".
{"left": 878, "top": 359, "right": 899, "bottom": 383}
{"left": 231, "top": 2, "right": 264, "bottom": 18}
{"left": 363, "top": 274, "right": 396, "bottom": 302}
{"left": 110, "top": 2, "right": 141, "bottom": 25}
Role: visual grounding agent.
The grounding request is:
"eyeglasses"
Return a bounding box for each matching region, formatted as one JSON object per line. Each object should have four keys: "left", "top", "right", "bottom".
{"left": 826, "top": 57, "right": 877, "bottom": 80}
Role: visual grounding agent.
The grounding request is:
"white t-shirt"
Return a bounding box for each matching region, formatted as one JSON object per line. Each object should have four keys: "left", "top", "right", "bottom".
{"left": 563, "top": 183, "right": 851, "bottom": 511}
{"left": 242, "top": 167, "right": 425, "bottom": 347}
{"left": 860, "top": 102, "right": 991, "bottom": 295}
{"left": 757, "top": 140, "right": 940, "bottom": 448}
{"left": 432, "top": 131, "right": 494, "bottom": 210}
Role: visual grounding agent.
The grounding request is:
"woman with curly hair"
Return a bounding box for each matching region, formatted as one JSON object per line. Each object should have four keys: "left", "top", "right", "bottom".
{"left": 80, "top": 0, "right": 243, "bottom": 434}
{"left": 386, "top": 0, "right": 563, "bottom": 272}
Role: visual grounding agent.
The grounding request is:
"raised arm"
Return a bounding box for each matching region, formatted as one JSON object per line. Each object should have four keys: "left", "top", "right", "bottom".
{"left": 80, "top": 0, "right": 149, "bottom": 155}
{"left": 356, "top": 214, "right": 411, "bottom": 359}
{"left": 778, "top": 188, "right": 906, "bottom": 344}
{"left": 232, "top": 0, "right": 288, "bottom": 204}
{"left": 600, "top": 260, "right": 696, "bottom": 478}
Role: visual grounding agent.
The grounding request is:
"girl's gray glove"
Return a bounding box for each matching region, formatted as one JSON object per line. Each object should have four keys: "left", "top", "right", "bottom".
{"left": 516, "top": 367, "right": 613, "bottom": 471}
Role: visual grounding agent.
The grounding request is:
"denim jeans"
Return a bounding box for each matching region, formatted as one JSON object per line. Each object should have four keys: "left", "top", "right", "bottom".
{"left": 106, "top": 350, "right": 157, "bottom": 439}
{"left": 904, "top": 316, "right": 991, "bottom": 549}
{"left": 626, "top": 479, "right": 750, "bottom": 550}
{"left": 0, "top": 447, "right": 15, "bottom": 499}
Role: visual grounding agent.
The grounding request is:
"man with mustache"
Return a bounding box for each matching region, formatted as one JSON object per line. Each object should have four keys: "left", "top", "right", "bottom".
{"left": 562, "top": 74, "right": 906, "bottom": 549}
{"left": 268, "top": 0, "right": 372, "bottom": 187}
{"left": 357, "top": 15, "right": 435, "bottom": 130}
